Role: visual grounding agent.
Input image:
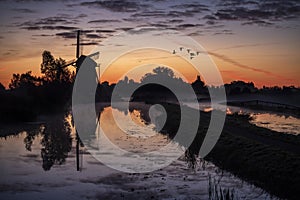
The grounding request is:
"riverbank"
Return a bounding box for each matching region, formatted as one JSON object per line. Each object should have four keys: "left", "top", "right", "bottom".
{"left": 159, "top": 103, "right": 300, "bottom": 200}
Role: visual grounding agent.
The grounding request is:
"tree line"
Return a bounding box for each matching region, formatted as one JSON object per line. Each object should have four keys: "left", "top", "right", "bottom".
{"left": 0, "top": 51, "right": 299, "bottom": 122}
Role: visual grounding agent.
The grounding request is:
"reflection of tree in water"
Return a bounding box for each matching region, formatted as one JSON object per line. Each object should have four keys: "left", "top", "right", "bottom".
{"left": 41, "top": 114, "right": 72, "bottom": 171}
{"left": 24, "top": 128, "right": 40, "bottom": 151}
{"left": 126, "top": 103, "right": 205, "bottom": 169}
{"left": 23, "top": 113, "right": 72, "bottom": 171}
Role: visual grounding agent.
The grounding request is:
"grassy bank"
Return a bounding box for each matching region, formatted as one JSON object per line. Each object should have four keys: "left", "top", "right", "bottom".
{"left": 159, "top": 103, "right": 300, "bottom": 200}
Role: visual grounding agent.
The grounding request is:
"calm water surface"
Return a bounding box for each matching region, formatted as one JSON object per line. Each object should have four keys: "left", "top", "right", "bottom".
{"left": 0, "top": 103, "right": 274, "bottom": 199}
{"left": 185, "top": 102, "right": 300, "bottom": 135}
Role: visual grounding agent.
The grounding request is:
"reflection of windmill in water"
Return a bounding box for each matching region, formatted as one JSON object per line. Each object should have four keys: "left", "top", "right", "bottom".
{"left": 63, "top": 30, "right": 100, "bottom": 171}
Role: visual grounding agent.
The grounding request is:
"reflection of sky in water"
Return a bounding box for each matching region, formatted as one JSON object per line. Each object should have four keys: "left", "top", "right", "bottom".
{"left": 97, "top": 106, "right": 180, "bottom": 153}
{"left": 0, "top": 105, "right": 274, "bottom": 199}
{"left": 185, "top": 102, "right": 300, "bottom": 135}
{"left": 251, "top": 113, "right": 300, "bottom": 135}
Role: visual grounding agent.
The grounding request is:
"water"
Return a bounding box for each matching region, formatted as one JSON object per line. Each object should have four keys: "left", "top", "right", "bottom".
{"left": 0, "top": 104, "right": 274, "bottom": 199}
{"left": 185, "top": 102, "right": 300, "bottom": 135}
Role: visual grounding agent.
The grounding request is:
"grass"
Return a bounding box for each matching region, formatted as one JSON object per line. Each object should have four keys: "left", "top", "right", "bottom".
{"left": 158, "top": 103, "right": 300, "bottom": 200}
{"left": 208, "top": 174, "right": 236, "bottom": 200}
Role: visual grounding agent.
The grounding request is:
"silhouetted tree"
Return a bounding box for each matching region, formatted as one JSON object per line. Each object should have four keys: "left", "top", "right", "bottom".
{"left": 41, "top": 50, "right": 73, "bottom": 83}
{"left": 225, "top": 80, "right": 257, "bottom": 95}
{"left": 141, "top": 66, "right": 176, "bottom": 82}
{"left": 0, "top": 82, "right": 5, "bottom": 91}
{"left": 131, "top": 66, "right": 190, "bottom": 102}
{"left": 8, "top": 71, "right": 40, "bottom": 90}
{"left": 113, "top": 76, "right": 139, "bottom": 98}
{"left": 153, "top": 66, "right": 175, "bottom": 78}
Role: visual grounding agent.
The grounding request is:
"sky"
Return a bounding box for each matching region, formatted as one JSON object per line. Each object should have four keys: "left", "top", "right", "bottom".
{"left": 0, "top": 0, "right": 299, "bottom": 88}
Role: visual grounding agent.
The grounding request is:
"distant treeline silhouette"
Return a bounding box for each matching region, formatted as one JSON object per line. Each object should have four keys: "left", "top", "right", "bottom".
{"left": 0, "top": 51, "right": 299, "bottom": 122}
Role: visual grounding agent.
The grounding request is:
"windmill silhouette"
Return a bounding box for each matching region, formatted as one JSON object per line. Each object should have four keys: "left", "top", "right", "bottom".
{"left": 62, "top": 30, "right": 100, "bottom": 74}
{"left": 63, "top": 30, "right": 100, "bottom": 171}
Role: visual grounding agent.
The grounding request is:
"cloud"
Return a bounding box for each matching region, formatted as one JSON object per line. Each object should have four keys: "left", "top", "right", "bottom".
{"left": 32, "top": 34, "right": 54, "bottom": 37}
{"left": 95, "top": 29, "right": 116, "bottom": 33}
{"left": 88, "top": 19, "right": 121, "bottom": 23}
{"left": 205, "top": 51, "right": 287, "bottom": 79}
{"left": 129, "top": 9, "right": 197, "bottom": 19}
{"left": 213, "top": 0, "right": 300, "bottom": 26}
{"left": 19, "top": 16, "right": 78, "bottom": 27}
{"left": 168, "top": 19, "right": 184, "bottom": 23}
{"left": 11, "top": 8, "right": 37, "bottom": 13}
{"left": 211, "top": 43, "right": 278, "bottom": 51}
{"left": 80, "top": 0, "right": 144, "bottom": 13}
{"left": 55, "top": 30, "right": 107, "bottom": 43}
{"left": 220, "top": 70, "right": 248, "bottom": 80}
{"left": 17, "top": 15, "right": 81, "bottom": 31}
{"left": 203, "top": 15, "right": 218, "bottom": 20}
{"left": 167, "top": 10, "right": 194, "bottom": 18}
{"left": 204, "top": 24, "right": 225, "bottom": 29}
{"left": 131, "top": 10, "right": 168, "bottom": 18}
{"left": 22, "top": 25, "right": 78, "bottom": 31}
{"left": 85, "top": 33, "right": 105, "bottom": 39}
{"left": 170, "top": 3, "right": 210, "bottom": 13}
{"left": 147, "top": 22, "right": 170, "bottom": 29}
{"left": 242, "top": 20, "right": 273, "bottom": 26}
{"left": 56, "top": 31, "right": 77, "bottom": 39}
{"left": 75, "top": 42, "right": 99, "bottom": 46}
{"left": 213, "top": 30, "right": 233, "bottom": 35}
{"left": 76, "top": 14, "right": 88, "bottom": 18}
{"left": 115, "top": 27, "right": 134, "bottom": 31}
{"left": 177, "top": 23, "right": 203, "bottom": 29}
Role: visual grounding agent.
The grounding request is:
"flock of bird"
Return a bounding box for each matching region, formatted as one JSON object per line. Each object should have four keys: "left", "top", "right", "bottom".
{"left": 172, "top": 47, "right": 201, "bottom": 60}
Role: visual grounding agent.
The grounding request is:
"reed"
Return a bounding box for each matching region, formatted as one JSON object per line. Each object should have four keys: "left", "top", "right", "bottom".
{"left": 208, "top": 174, "right": 236, "bottom": 200}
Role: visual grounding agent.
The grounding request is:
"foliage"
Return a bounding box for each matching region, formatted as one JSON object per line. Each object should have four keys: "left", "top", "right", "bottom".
{"left": 224, "top": 80, "right": 257, "bottom": 95}
{"left": 8, "top": 71, "right": 40, "bottom": 90}
{"left": 140, "top": 66, "right": 177, "bottom": 82}
{"left": 41, "top": 50, "right": 74, "bottom": 83}
{"left": 0, "top": 82, "right": 5, "bottom": 90}
{"left": 1, "top": 51, "right": 76, "bottom": 122}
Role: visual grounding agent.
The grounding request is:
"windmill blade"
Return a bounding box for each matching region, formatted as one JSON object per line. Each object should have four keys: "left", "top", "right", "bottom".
{"left": 87, "top": 51, "right": 100, "bottom": 60}
{"left": 61, "top": 58, "right": 76, "bottom": 68}
{"left": 95, "top": 63, "right": 101, "bottom": 83}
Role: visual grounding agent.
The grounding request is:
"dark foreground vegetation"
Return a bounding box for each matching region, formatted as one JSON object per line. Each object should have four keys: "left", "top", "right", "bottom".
{"left": 151, "top": 103, "right": 300, "bottom": 200}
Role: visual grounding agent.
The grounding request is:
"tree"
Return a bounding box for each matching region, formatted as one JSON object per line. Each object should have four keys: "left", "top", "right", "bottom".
{"left": 0, "top": 82, "right": 5, "bottom": 91}
{"left": 41, "top": 50, "right": 72, "bottom": 83}
{"left": 141, "top": 66, "right": 176, "bottom": 83}
{"left": 9, "top": 71, "right": 39, "bottom": 90}
{"left": 153, "top": 66, "right": 174, "bottom": 78}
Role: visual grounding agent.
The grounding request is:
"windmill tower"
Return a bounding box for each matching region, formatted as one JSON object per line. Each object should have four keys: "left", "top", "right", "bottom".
{"left": 63, "top": 30, "right": 100, "bottom": 171}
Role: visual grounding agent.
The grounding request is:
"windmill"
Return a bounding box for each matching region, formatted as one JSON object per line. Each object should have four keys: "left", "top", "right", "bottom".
{"left": 62, "top": 30, "right": 100, "bottom": 74}
{"left": 62, "top": 30, "right": 100, "bottom": 171}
